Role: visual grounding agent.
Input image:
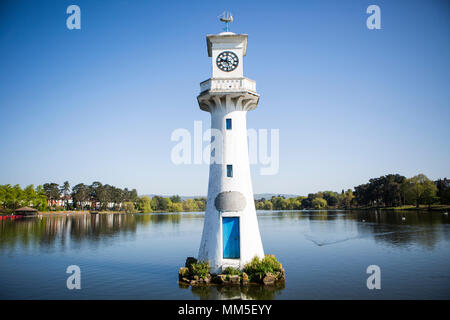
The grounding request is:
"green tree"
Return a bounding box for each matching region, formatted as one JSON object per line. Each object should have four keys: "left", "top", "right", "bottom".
{"left": 339, "top": 189, "right": 354, "bottom": 208}
{"left": 264, "top": 200, "right": 273, "bottom": 210}
{"left": 0, "top": 184, "right": 47, "bottom": 212}
{"left": 99, "top": 184, "right": 114, "bottom": 210}
{"left": 90, "top": 181, "right": 105, "bottom": 209}
{"left": 301, "top": 193, "right": 318, "bottom": 209}
{"left": 323, "top": 191, "right": 338, "bottom": 207}
{"left": 0, "top": 185, "right": 6, "bottom": 210}
{"left": 150, "top": 196, "right": 159, "bottom": 211}
{"left": 43, "top": 183, "right": 60, "bottom": 207}
{"left": 159, "top": 197, "right": 172, "bottom": 211}
{"left": 71, "top": 183, "right": 89, "bottom": 210}
{"left": 169, "top": 202, "right": 183, "bottom": 212}
{"left": 182, "top": 198, "right": 199, "bottom": 212}
{"left": 34, "top": 185, "right": 48, "bottom": 210}
{"left": 255, "top": 199, "right": 265, "bottom": 210}
{"left": 137, "top": 196, "right": 152, "bottom": 213}
{"left": 354, "top": 174, "right": 406, "bottom": 207}
{"left": 312, "top": 198, "right": 327, "bottom": 209}
{"left": 122, "top": 201, "right": 135, "bottom": 213}
{"left": 286, "top": 197, "right": 302, "bottom": 210}
{"left": 435, "top": 178, "right": 450, "bottom": 204}
{"left": 112, "top": 187, "right": 124, "bottom": 210}
{"left": 0, "top": 184, "right": 15, "bottom": 210}
{"left": 272, "top": 196, "right": 288, "bottom": 210}
{"left": 60, "top": 181, "right": 71, "bottom": 209}
{"left": 24, "top": 184, "right": 36, "bottom": 206}
{"left": 402, "top": 174, "right": 438, "bottom": 207}
{"left": 194, "top": 198, "right": 206, "bottom": 211}
{"left": 129, "top": 189, "right": 138, "bottom": 203}
{"left": 11, "top": 184, "right": 25, "bottom": 209}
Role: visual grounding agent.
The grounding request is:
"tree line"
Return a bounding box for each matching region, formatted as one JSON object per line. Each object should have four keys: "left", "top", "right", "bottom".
{"left": 255, "top": 174, "right": 450, "bottom": 210}
{"left": 136, "top": 195, "right": 206, "bottom": 213}
{"left": 2, "top": 173, "right": 449, "bottom": 214}
{"left": 0, "top": 184, "right": 47, "bottom": 212}
{"left": 0, "top": 181, "right": 206, "bottom": 214}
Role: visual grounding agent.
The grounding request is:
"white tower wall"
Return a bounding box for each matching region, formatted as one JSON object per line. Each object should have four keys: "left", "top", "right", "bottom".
{"left": 197, "top": 32, "right": 264, "bottom": 273}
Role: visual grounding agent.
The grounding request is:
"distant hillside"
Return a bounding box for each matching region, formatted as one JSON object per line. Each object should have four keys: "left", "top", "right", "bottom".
{"left": 143, "top": 193, "right": 300, "bottom": 200}
{"left": 142, "top": 194, "right": 205, "bottom": 200}
{"left": 253, "top": 193, "right": 300, "bottom": 200}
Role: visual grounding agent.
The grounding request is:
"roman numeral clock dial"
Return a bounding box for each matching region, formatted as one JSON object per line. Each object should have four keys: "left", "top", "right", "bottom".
{"left": 216, "top": 51, "right": 239, "bottom": 72}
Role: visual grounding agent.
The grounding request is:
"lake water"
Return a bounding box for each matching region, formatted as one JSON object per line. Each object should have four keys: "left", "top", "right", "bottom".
{"left": 1, "top": 210, "right": 449, "bottom": 300}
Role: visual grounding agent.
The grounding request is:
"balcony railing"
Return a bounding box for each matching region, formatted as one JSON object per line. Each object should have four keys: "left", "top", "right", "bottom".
{"left": 200, "top": 78, "right": 256, "bottom": 94}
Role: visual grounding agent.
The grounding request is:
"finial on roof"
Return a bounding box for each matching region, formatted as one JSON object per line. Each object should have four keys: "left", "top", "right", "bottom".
{"left": 218, "top": 11, "right": 233, "bottom": 32}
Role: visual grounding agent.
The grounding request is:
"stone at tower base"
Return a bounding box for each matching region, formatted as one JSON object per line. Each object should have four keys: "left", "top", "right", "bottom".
{"left": 178, "top": 255, "right": 286, "bottom": 287}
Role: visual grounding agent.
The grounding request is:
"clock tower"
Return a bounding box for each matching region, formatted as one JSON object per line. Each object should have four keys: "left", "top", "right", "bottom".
{"left": 197, "top": 25, "right": 265, "bottom": 273}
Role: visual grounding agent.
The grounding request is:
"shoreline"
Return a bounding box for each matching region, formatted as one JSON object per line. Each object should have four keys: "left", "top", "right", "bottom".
{"left": 347, "top": 205, "right": 450, "bottom": 212}
{"left": 2, "top": 205, "right": 448, "bottom": 217}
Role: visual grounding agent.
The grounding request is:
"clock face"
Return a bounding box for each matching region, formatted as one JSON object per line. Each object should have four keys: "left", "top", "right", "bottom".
{"left": 216, "top": 51, "right": 239, "bottom": 72}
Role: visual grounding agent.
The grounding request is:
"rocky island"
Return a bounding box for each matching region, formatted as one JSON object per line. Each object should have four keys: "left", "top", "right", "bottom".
{"left": 178, "top": 255, "right": 285, "bottom": 287}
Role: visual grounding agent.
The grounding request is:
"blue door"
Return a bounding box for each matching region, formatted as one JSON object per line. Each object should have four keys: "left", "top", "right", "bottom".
{"left": 222, "top": 217, "right": 240, "bottom": 259}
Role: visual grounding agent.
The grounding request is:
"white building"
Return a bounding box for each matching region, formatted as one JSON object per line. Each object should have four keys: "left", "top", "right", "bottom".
{"left": 197, "top": 29, "right": 265, "bottom": 273}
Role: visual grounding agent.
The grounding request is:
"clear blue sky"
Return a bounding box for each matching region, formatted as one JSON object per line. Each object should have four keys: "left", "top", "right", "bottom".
{"left": 0, "top": 0, "right": 449, "bottom": 196}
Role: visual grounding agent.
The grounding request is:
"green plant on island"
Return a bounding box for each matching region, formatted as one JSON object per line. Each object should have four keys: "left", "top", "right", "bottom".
{"left": 223, "top": 266, "right": 242, "bottom": 276}
{"left": 188, "top": 260, "right": 210, "bottom": 279}
{"left": 243, "top": 255, "right": 283, "bottom": 282}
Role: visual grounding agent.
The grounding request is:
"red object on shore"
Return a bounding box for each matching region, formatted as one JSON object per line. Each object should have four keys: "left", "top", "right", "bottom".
{"left": 0, "top": 215, "right": 24, "bottom": 220}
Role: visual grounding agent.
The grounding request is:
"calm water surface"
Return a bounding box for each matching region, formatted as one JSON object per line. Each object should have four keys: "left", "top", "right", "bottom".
{"left": 1, "top": 210, "right": 449, "bottom": 299}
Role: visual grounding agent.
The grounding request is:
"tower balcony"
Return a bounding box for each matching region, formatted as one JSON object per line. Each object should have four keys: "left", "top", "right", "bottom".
{"left": 200, "top": 77, "right": 257, "bottom": 94}
{"left": 197, "top": 78, "right": 259, "bottom": 113}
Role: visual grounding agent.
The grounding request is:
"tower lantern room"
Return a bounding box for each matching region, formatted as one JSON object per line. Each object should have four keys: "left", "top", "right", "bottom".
{"left": 207, "top": 32, "right": 247, "bottom": 78}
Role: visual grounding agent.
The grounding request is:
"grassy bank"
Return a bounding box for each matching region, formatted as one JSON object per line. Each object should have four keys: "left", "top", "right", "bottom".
{"left": 336, "top": 204, "right": 450, "bottom": 212}
{"left": 379, "top": 204, "right": 450, "bottom": 211}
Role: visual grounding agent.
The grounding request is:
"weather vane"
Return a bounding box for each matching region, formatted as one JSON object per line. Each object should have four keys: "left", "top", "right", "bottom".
{"left": 218, "top": 11, "right": 233, "bottom": 32}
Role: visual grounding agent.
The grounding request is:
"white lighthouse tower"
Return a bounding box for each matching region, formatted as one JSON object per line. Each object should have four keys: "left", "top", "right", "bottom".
{"left": 197, "top": 15, "right": 264, "bottom": 273}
